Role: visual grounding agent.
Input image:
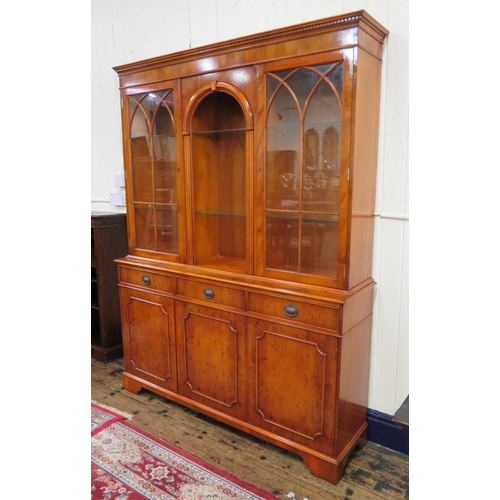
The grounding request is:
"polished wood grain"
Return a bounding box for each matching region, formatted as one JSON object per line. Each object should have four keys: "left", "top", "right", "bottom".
{"left": 348, "top": 47, "right": 384, "bottom": 289}
{"left": 92, "top": 358, "right": 409, "bottom": 499}
{"left": 119, "top": 266, "right": 175, "bottom": 293}
{"left": 119, "top": 288, "right": 178, "bottom": 393}
{"left": 177, "top": 278, "right": 246, "bottom": 310}
{"left": 175, "top": 301, "right": 247, "bottom": 420}
{"left": 113, "top": 10, "right": 388, "bottom": 485}
{"left": 248, "top": 292, "right": 340, "bottom": 331}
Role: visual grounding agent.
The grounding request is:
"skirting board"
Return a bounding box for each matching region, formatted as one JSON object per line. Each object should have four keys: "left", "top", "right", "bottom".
{"left": 367, "top": 408, "right": 409, "bottom": 455}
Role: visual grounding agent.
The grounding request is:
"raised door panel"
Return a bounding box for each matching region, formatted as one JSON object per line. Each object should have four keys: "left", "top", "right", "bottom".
{"left": 175, "top": 302, "right": 246, "bottom": 420}
{"left": 119, "top": 288, "right": 177, "bottom": 393}
{"left": 248, "top": 318, "right": 337, "bottom": 454}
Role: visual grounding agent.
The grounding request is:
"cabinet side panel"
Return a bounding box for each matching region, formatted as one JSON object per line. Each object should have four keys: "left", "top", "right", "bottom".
{"left": 349, "top": 49, "right": 383, "bottom": 289}
{"left": 336, "top": 314, "right": 372, "bottom": 455}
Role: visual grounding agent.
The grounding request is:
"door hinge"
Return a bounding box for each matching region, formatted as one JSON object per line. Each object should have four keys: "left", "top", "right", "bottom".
{"left": 343, "top": 265, "right": 346, "bottom": 278}
{"left": 347, "top": 168, "right": 350, "bottom": 182}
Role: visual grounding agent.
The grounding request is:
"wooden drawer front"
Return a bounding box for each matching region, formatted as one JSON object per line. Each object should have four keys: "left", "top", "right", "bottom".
{"left": 249, "top": 293, "right": 339, "bottom": 331}
{"left": 177, "top": 279, "right": 246, "bottom": 310}
{"left": 119, "top": 267, "right": 174, "bottom": 294}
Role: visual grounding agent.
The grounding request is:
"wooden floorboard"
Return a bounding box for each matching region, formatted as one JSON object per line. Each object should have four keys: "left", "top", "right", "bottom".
{"left": 91, "top": 359, "right": 409, "bottom": 499}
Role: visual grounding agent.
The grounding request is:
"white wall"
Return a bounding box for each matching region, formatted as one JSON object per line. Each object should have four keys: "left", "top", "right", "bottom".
{"left": 91, "top": 0, "right": 409, "bottom": 416}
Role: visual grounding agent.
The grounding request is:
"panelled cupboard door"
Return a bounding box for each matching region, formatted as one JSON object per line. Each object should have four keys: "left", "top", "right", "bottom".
{"left": 175, "top": 302, "right": 247, "bottom": 420}
{"left": 247, "top": 318, "right": 337, "bottom": 454}
{"left": 119, "top": 288, "right": 178, "bottom": 393}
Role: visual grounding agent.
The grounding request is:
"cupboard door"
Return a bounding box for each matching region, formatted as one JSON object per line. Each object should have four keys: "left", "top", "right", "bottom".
{"left": 119, "top": 288, "right": 177, "bottom": 393}
{"left": 175, "top": 302, "right": 246, "bottom": 420}
{"left": 248, "top": 318, "right": 337, "bottom": 454}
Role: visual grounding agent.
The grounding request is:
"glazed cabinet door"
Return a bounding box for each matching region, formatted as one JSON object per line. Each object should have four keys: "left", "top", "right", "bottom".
{"left": 247, "top": 318, "right": 338, "bottom": 454}
{"left": 259, "top": 55, "right": 352, "bottom": 289}
{"left": 119, "top": 288, "right": 178, "bottom": 393}
{"left": 124, "top": 82, "right": 185, "bottom": 261}
{"left": 175, "top": 301, "right": 247, "bottom": 420}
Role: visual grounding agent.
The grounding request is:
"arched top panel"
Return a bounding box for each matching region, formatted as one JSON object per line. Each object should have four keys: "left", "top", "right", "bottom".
{"left": 183, "top": 81, "right": 253, "bottom": 134}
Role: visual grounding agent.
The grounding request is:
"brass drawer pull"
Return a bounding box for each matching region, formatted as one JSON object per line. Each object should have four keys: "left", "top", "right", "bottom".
{"left": 203, "top": 287, "right": 215, "bottom": 299}
{"left": 142, "top": 275, "right": 151, "bottom": 285}
{"left": 283, "top": 304, "right": 299, "bottom": 318}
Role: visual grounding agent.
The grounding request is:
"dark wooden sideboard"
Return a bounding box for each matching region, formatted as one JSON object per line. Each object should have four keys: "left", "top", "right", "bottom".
{"left": 91, "top": 212, "right": 128, "bottom": 362}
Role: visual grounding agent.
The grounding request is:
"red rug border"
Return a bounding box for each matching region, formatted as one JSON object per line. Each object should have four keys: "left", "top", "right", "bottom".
{"left": 114, "top": 418, "right": 279, "bottom": 500}
{"left": 91, "top": 403, "right": 126, "bottom": 436}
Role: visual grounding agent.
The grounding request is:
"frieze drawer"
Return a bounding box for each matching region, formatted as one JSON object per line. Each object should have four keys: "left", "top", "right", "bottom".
{"left": 119, "top": 267, "right": 174, "bottom": 294}
{"left": 248, "top": 293, "right": 339, "bottom": 331}
{"left": 177, "top": 278, "right": 246, "bottom": 310}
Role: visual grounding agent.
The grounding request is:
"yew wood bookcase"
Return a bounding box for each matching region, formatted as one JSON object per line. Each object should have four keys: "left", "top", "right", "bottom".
{"left": 113, "top": 11, "right": 388, "bottom": 484}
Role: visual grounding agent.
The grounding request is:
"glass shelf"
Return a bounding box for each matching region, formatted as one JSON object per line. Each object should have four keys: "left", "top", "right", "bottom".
{"left": 266, "top": 213, "right": 339, "bottom": 222}
{"left": 192, "top": 128, "right": 246, "bottom": 135}
{"left": 267, "top": 121, "right": 341, "bottom": 132}
{"left": 195, "top": 211, "right": 245, "bottom": 217}
{"left": 131, "top": 133, "right": 176, "bottom": 140}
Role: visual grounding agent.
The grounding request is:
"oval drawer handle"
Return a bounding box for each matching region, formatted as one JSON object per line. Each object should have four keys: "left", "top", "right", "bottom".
{"left": 283, "top": 304, "right": 299, "bottom": 318}
{"left": 142, "top": 275, "right": 151, "bottom": 285}
{"left": 203, "top": 287, "right": 215, "bottom": 299}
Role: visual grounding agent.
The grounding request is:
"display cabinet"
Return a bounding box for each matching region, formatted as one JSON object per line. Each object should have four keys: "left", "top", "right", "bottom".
{"left": 114, "top": 10, "right": 388, "bottom": 484}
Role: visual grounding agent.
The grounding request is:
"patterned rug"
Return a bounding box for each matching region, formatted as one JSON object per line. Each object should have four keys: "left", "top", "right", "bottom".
{"left": 91, "top": 403, "right": 279, "bottom": 500}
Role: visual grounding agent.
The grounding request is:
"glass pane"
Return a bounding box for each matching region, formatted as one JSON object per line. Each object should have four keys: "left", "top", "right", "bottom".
{"left": 299, "top": 213, "right": 338, "bottom": 278}
{"left": 134, "top": 206, "right": 155, "bottom": 251}
{"left": 152, "top": 104, "right": 177, "bottom": 204}
{"left": 128, "top": 90, "right": 179, "bottom": 255}
{"left": 192, "top": 92, "right": 246, "bottom": 270}
{"left": 266, "top": 150, "right": 300, "bottom": 210}
{"left": 266, "top": 76, "right": 301, "bottom": 210}
{"left": 303, "top": 78, "right": 341, "bottom": 214}
{"left": 265, "top": 212, "right": 299, "bottom": 272}
{"left": 156, "top": 206, "right": 179, "bottom": 254}
{"left": 130, "top": 137, "right": 153, "bottom": 203}
{"left": 319, "top": 63, "right": 343, "bottom": 97}
{"left": 265, "top": 63, "right": 343, "bottom": 278}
